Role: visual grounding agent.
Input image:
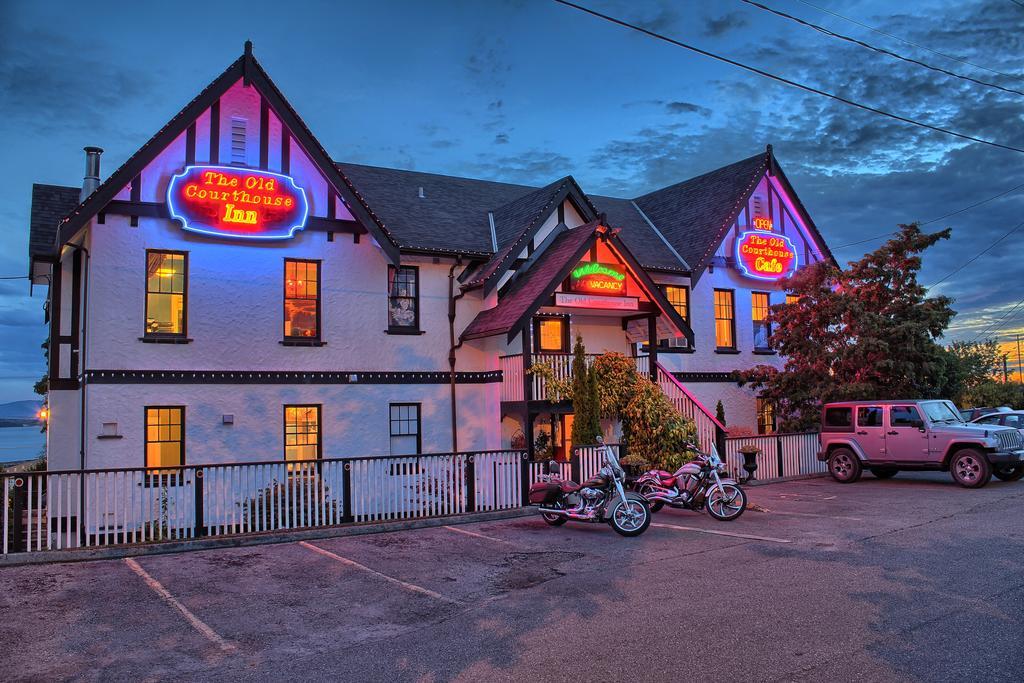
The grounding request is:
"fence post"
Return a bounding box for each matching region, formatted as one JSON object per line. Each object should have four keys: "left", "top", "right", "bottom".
{"left": 194, "top": 468, "right": 205, "bottom": 537}
{"left": 10, "top": 477, "right": 25, "bottom": 553}
{"left": 465, "top": 455, "right": 476, "bottom": 513}
{"left": 570, "top": 448, "right": 581, "bottom": 484}
{"left": 520, "top": 453, "right": 530, "bottom": 506}
{"left": 340, "top": 460, "right": 354, "bottom": 524}
{"left": 776, "top": 436, "right": 785, "bottom": 478}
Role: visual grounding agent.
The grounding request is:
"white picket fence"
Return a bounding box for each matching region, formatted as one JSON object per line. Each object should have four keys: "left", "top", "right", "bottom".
{"left": 724, "top": 433, "right": 824, "bottom": 481}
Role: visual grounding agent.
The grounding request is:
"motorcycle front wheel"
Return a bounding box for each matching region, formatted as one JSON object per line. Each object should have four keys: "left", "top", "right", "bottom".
{"left": 706, "top": 484, "right": 747, "bottom": 522}
{"left": 608, "top": 497, "right": 651, "bottom": 537}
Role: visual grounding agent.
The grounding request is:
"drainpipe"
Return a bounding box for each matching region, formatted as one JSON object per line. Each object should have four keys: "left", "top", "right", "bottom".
{"left": 448, "top": 257, "right": 466, "bottom": 452}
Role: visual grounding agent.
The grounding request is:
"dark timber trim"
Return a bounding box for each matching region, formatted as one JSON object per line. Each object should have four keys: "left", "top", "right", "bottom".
{"left": 84, "top": 369, "right": 504, "bottom": 385}
{"left": 185, "top": 123, "right": 196, "bottom": 166}
{"left": 209, "top": 99, "right": 220, "bottom": 163}
{"left": 259, "top": 97, "right": 270, "bottom": 169}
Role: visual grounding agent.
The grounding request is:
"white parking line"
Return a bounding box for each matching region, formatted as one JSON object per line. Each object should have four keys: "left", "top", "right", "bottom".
{"left": 124, "top": 558, "right": 236, "bottom": 652}
{"left": 298, "top": 541, "right": 459, "bottom": 604}
{"left": 763, "top": 510, "right": 863, "bottom": 521}
{"left": 443, "top": 525, "right": 513, "bottom": 544}
{"left": 652, "top": 523, "right": 792, "bottom": 544}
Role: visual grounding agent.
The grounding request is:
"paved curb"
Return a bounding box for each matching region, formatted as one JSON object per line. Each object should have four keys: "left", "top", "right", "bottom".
{"left": 743, "top": 472, "right": 829, "bottom": 487}
{"left": 0, "top": 508, "right": 534, "bottom": 567}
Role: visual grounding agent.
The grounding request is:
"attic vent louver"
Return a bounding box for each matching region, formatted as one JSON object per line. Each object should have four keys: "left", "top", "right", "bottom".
{"left": 230, "top": 116, "right": 247, "bottom": 165}
{"left": 417, "top": 186, "right": 425, "bottom": 199}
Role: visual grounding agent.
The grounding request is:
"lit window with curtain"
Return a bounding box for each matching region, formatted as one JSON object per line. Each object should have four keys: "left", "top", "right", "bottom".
{"left": 663, "top": 285, "right": 689, "bottom": 323}
{"left": 389, "top": 403, "right": 421, "bottom": 455}
{"left": 145, "top": 251, "right": 187, "bottom": 336}
{"left": 714, "top": 289, "right": 736, "bottom": 349}
{"left": 145, "top": 407, "right": 184, "bottom": 470}
{"left": 752, "top": 292, "right": 771, "bottom": 349}
{"left": 535, "top": 317, "right": 568, "bottom": 353}
{"left": 284, "top": 259, "right": 320, "bottom": 339}
{"left": 786, "top": 294, "right": 800, "bottom": 306}
{"left": 756, "top": 398, "right": 776, "bottom": 435}
{"left": 284, "top": 405, "right": 321, "bottom": 464}
{"left": 388, "top": 265, "right": 419, "bottom": 331}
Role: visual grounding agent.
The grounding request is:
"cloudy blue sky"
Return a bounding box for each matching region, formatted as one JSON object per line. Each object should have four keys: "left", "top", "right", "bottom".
{"left": 1, "top": 0, "right": 1023, "bottom": 402}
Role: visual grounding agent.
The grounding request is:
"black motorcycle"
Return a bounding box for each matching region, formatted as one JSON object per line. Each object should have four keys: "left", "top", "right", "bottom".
{"left": 633, "top": 441, "right": 747, "bottom": 521}
{"left": 528, "top": 437, "right": 652, "bottom": 537}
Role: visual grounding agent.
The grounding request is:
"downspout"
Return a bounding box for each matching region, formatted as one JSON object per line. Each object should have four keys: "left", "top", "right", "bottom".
{"left": 67, "top": 240, "right": 90, "bottom": 472}
{"left": 448, "top": 257, "right": 466, "bottom": 452}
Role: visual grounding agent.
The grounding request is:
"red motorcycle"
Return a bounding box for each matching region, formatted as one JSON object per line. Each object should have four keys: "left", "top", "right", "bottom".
{"left": 633, "top": 442, "right": 747, "bottom": 521}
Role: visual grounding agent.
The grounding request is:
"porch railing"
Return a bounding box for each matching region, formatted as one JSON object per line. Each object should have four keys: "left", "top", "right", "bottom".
{"left": 654, "top": 362, "right": 727, "bottom": 454}
{"left": 500, "top": 353, "right": 649, "bottom": 403}
{"left": 723, "top": 432, "right": 824, "bottom": 481}
{"left": 1, "top": 450, "right": 528, "bottom": 556}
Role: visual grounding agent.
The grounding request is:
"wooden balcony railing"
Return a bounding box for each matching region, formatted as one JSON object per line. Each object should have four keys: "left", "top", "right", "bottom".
{"left": 499, "top": 353, "right": 650, "bottom": 403}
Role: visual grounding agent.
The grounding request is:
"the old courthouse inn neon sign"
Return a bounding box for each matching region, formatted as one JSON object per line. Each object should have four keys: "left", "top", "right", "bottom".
{"left": 167, "top": 165, "right": 310, "bottom": 240}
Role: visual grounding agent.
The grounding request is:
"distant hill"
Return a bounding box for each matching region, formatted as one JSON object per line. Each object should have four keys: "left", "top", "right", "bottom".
{"left": 0, "top": 400, "right": 44, "bottom": 420}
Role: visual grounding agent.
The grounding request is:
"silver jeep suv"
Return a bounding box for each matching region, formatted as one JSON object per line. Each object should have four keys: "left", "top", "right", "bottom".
{"left": 818, "top": 400, "right": 1024, "bottom": 488}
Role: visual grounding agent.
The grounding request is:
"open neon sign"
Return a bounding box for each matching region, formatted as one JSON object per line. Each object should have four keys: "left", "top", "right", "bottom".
{"left": 734, "top": 231, "right": 798, "bottom": 281}
{"left": 569, "top": 262, "right": 626, "bottom": 295}
{"left": 167, "top": 165, "right": 309, "bottom": 240}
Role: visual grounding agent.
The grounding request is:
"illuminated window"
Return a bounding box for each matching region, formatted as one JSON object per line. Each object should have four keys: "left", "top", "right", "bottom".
{"left": 388, "top": 265, "right": 419, "bottom": 331}
{"left": 284, "top": 405, "right": 321, "bottom": 463}
{"left": 786, "top": 294, "right": 799, "bottom": 306}
{"left": 145, "top": 251, "right": 187, "bottom": 336}
{"left": 535, "top": 317, "right": 568, "bottom": 353}
{"left": 714, "top": 289, "right": 736, "bottom": 350}
{"left": 390, "top": 403, "right": 421, "bottom": 455}
{"left": 752, "top": 292, "right": 771, "bottom": 350}
{"left": 284, "top": 259, "right": 320, "bottom": 339}
{"left": 145, "top": 407, "right": 184, "bottom": 470}
{"left": 664, "top": 285, "right": 689, "bottom": 322}
{"left": 756, "top": 398, "right": 775, "bottom": 435}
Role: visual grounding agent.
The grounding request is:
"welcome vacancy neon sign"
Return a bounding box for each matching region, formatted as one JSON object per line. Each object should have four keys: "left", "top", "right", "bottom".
{"left": 569, "top": 262, "right": 627, "bottom": 295}
{"left": 167, "top": 165, "right": 309, "bottom": 240}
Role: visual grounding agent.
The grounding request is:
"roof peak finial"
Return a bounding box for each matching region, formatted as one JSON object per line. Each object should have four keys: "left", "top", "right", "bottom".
{"left": 244, "top": 40, "right": 253, "bottom": 57}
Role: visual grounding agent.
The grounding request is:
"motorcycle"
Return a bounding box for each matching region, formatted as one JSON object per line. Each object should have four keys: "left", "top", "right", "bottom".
{"left": 633, "top": 441, "right": 747, "bottom": 521}
{"left": 528, "top": 437, "right": 652, "bottom": 537}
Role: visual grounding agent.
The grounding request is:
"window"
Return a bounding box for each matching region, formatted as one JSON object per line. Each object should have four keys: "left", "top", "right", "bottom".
{"left": 713, "top": 289, "right": 736, "bottom": 349}
{"left": 756, "top": 398, "right": 775, "bottom": 435}
{"left": 284, "top": 259, "right": 320, "bottom": 340}
{"left": 977, "top": 415, "right": 1002, "bottom": 425}
{"left": 890, "top": 405, "right": 922, "bottom": 427}
{"left": 752, "top": 292, "right": 771, "bottom": 349}
{"left": 389, "top": 403, "right": 421, "bottom": 455}
{"left": 388, "top": 265, "right": 420, "bottom": 332}
{"left": 824, "top": 407, "right": 853, "bottom": 430}
{"left": 284, "top": 405, "right": 321, "bottom": 464}
{"left": 534, "top": 317, "right": 568, "bottom": 353}
{"left": 145, "top": 251, "right": 187, "bottom": 336}
{"left": 664, "top": 285, "right": 689, "bottom": 322}
{"left": 1004, "top": 415, "right": 1023, "bottom": 429}
{"left": 145, "top": 407, "right": 184, "bottom": 470}
{"left": 857, "top": 406, "right": 883, "bottom": 427}
{"left": 786, "top": 294, "right": 800, "bottom": 306}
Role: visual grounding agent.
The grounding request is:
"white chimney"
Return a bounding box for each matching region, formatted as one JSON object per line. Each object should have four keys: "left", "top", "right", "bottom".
{"left": 81, "top": 146, "right": 104, "bottom": 201}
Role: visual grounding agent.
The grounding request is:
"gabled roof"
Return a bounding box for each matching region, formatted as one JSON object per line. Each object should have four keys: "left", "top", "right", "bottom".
{"left": 30, "top": 184, "right": 80, "bottom": 263}
{"left": 460, "top": 223, "right": 693, "bottom": 345}
{"left": 634, "top": 151, "right": 768, "bottom": 279}
{"left": 52, "top": 43, "right": 400, "bottom": 264}
{"left": 463, "top": 175, "right": 599, "bottom": 294}
{"left": 589, "top": 194, "right": 688, "bottom": 272}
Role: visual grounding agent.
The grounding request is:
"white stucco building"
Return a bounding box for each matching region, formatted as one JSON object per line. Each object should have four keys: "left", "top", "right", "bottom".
{"left": 27, "top": 44, "right": 833, "bottom": 474}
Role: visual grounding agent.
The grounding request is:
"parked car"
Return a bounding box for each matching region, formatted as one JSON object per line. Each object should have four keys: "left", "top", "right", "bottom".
{"left": 818, "top": 400, "right": 1024, "bottom": 488}
{"left": 971, "top": 410, "right": 1024, "bottom": 432}
{"left": 959, "top": 406, "right": 1011, "bottom": 422}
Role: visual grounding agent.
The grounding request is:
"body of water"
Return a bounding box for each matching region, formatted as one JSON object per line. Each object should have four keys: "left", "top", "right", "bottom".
{"left": 0, "top": 426, "right": 46, "bottom": 464}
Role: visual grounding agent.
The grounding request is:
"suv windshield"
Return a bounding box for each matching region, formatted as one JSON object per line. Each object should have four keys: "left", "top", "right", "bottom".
{"left": 921, "top": 401, "right": 961, "bottom": 423}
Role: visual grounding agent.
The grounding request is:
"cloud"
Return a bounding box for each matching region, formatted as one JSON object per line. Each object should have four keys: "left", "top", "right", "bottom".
{"left": 703, "top": 11, "right": 748, "bottom": 38}
{"left": 493, "top": 133, "right": 509, "bottom": 144}
{"left": 664, "top": 101, "right": 711, "bottom": 117}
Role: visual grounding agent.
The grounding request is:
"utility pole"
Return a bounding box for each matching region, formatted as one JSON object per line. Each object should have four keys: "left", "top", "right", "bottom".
{"left": 1016, "top": 334, "right": 1022, "bottom": 384}
{"left": 1003, "top": 354, "right": 1010, "bottom": 383}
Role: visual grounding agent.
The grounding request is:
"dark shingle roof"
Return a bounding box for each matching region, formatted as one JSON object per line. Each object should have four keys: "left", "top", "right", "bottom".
{"left": 30, "top": 184, "right": 81, "bottom": 259}
{"left": 336, "top": 163, "right": 535, "bottom": 255}
{"left": 589, "top": 194, "right": 687, "bottom": 272}
{"left": 634, "top": 152, "right": 768, "bottom": 274}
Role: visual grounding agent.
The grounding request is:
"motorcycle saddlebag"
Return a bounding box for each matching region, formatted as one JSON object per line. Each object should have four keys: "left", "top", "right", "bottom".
{"left": 528, "top": 482, "right": 561, "bottom": 504}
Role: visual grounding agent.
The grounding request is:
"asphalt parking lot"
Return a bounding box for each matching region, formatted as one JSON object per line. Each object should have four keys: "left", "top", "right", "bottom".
{"left": 2, "top": 472, "right": 1024, "bottom": 682}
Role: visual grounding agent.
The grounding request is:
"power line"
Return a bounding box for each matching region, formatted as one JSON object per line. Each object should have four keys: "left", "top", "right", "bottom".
{"left": 740, "top": 0, "right": 1024, "bottom": 98}
{"left": 794, "top": 0, "right": 1021, "bottom": 81}
{"left": 552, "top": 1, "right": 1024, "bottom": 154}
{"left": 972, "top": 296, "right": 1024, "bottom": 341}
{"left": 831, "top": 180, "right": 1024, "bottom": 250}
{"left": 0, "top": 275, "right": 28, "bottom": 280}
{"left": 925, "top": 218, "right": 1024, "bottom": 288}
{"left": 1010, "top": 1, "right": 1024, "bottom": 9}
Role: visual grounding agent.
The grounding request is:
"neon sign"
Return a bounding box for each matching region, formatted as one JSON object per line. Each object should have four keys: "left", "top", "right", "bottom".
{"left": 734, "top": 231, "right": 798, "bottom": 281}
{"left": 167, "top": 165, "right": 309, "bottom": 240}
{"left": 752, "top": 216, "right": 773, "bottom": 231}
{"left": 569, "top": 262, "right": 626, "bottom": 295}
{"left": 555, "top": 292, "right": 638, "bottom": 311}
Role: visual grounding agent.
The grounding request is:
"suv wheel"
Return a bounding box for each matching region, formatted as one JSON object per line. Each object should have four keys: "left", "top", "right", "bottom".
{"left": 949, "top": 449, "right": 992, "bottom": 488}
{"left": 828, "top": 448, "right": 862, "bottom": 483}
{"left": 993, "top": 465, "right": 1024, "bottom": 482}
